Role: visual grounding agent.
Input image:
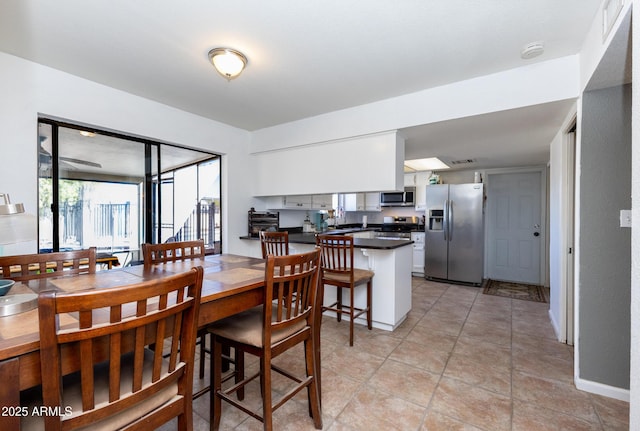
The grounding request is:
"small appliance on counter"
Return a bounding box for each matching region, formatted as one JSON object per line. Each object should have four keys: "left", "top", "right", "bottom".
{"left": 325, "top": 209, "right": 336, "bottom": 228}
{"left": 247, "top": 208, "right": 279, "bottom": 237}
{"left": 303, "top": 214, "right": 314, "bottom": 233}
{"left": 314, "top": 212, "right": 328, "bottom": 232}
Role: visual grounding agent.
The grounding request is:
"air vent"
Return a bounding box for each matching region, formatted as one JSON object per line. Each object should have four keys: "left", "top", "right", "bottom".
{"left": 450, "top": 159, "right": 475, "bottom": 165}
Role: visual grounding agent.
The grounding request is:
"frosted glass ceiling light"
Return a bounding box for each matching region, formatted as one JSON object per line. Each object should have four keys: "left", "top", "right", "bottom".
{"left": 208, "top": 48, "right": 247, "bottom": 80}
{"left": 404, "top": 157, "right": 450, "bottom": 171}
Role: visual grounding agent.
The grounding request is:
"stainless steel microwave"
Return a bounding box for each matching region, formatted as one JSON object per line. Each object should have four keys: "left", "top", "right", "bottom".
{"left": 380, "top": 187, "right": 416, "bottom": 207}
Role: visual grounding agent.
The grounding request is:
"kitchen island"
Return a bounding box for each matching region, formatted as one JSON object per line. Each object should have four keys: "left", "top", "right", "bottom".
{"left": 240, "top": 229, "right": 413, "bottom": 331}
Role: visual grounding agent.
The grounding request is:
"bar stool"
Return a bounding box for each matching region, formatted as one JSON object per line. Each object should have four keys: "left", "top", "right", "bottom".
{"left": 316, "top": 234, "right": 374, "bottom": 346}
{"left": 259, "top": 230, "right": 289, "bottom": 257}
{"left": 207, "top": 249, "right": 323, "bottom": 430}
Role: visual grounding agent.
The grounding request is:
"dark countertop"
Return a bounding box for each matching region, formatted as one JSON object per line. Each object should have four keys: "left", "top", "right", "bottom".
{"left": 240, "top": 227, "right": 414, "bottom": 250}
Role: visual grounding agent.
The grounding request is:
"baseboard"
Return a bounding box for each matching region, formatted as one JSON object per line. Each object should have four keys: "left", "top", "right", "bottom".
{"left": 575, "top": 376, "right": 630, "bottom": 402}
{"left": 548, "top": 309, "right": 565, "bottom": 343}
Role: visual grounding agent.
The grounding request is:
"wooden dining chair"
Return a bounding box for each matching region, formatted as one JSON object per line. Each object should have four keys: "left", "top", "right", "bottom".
{"left": 259, "top": 230, "right": 289, "bottom": 258}
{"left": 141, "top": 239, "right": 205, "bottom": 265}
{"left": 141, "top": 239, "right": 212, "bottom": 381}
{"left": 0, "top": 247, "right": 97, "bottom": 281}
{"left": 316, "top": 234, "right": 374, "bottom": 346}
{"left": 207, "top": 249, "right": 323, "bottom": 431}
{"left": 21, "top": 267, "right": 203, "bottom": 431}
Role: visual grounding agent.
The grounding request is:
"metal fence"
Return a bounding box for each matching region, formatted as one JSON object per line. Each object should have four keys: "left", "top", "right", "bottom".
{"left": 60, "top": 200, "right": 220, "bottom": 254}
{"left": 171, "top": 202, "right": 219, "bottom": 252}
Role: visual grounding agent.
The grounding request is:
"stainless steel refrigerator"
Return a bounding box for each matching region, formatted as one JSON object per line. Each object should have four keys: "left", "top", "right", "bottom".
{"left": 425, "top": 183, "right": 484, "bottom": 285}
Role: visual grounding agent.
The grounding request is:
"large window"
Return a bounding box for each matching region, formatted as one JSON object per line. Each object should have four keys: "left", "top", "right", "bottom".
{"left": 37, "top": 119, "right": 221, "bottom": 263}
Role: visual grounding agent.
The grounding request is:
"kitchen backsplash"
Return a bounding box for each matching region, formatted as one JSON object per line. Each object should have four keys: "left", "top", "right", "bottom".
{"left": 277, "top": 206, "right": 422, "bottom": 228}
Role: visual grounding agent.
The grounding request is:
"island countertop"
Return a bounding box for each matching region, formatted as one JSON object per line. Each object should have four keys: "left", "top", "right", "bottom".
{"left": 240, "top": 231, "right": 413, "bottom": 250}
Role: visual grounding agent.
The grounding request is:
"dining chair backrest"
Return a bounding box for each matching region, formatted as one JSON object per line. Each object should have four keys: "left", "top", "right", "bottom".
{"left": 315, "top": 234, "right": 355, "bottom": 282}
{"left": 142, "top": 239, "right": 205, "bottom": 265}
{"left": 0, "top": 247, "right": 97, "bottom": 281}
{"left": 263, "top": 247, "right": 321, "bottom": 344}
{"left": 33, "top": 266, "right": 203, "bottom": 431}
{"left": 259, "top": 230, "right": 289, "bottom": 258}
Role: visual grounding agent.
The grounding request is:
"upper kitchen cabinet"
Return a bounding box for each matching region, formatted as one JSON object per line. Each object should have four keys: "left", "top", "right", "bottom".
{"left": 343, "top": 192, "right": 381, "bottom": 212}
{"left": 266, "top": 194, "right": 334, "bottom": 210}
{"left": 311, "top": 194, "right": 333, "bottom": 209}
{"left": 344, "top": 193, "right": 365, "bottom": 211}
{"left": 251, "top": 131, "right": 405, "bottom": 196}
{"left": 404, "top": 173, "right": 416, "bottom": 187}
{"left": 364, "top": 192, "right": 381, "bottom": 211}
{"left": 284, "top": 195, "right": 313, "bottom": 209}
{"left": 414, "top": 171, "right": 431, "bottom": 211}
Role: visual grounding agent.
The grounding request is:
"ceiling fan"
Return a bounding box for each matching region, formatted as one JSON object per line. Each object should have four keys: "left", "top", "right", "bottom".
{"left": 38, "top": 136, "right": 102, "bottom": 170}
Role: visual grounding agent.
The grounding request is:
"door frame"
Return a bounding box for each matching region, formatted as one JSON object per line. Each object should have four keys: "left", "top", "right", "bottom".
{"left": 483, "top": 166, "right": 548, "bottom": 286}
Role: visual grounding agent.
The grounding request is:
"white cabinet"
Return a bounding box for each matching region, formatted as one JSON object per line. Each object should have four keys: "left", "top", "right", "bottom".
{"left": 344, "top": 193, "right": 365, "bottom": 211}
{"left": 344, "top": 192, "right": 381, "bottom": 212}
{"left": 411, "top": 231, "right": 425, "bottom": 276}
{"left": 265, "top": 194, "right": 333, "bottom": 210}
{"left": 284, "top": 195, "right": 312, "bottom": 209}
{"left": 311, "top": 194, "right": 333, "bottom": 210}
{"left": 414, "top": 171, "right": 431, "bottom": 211}
{"left": 364, "top": 192, "right": 381, "bottom": 211}
{"left": 404, "top": 173, "right": 416, "bottom": 187}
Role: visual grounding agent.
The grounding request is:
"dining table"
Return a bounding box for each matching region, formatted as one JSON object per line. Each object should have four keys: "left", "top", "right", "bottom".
{"left": 0, "top": 253, "right": 323, "bottom": 430}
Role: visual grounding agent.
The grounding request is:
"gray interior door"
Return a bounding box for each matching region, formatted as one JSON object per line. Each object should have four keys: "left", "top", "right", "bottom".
{"left": 486, "top": 171, "right": 542, "bottom": 284}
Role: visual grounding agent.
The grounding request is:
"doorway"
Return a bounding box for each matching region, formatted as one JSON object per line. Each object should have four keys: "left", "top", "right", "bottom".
{"left": 565, "top": 124, "right": 576, "bottom": 345}
{"left": 486, "top": 170, "right": 545, "bottom": 284}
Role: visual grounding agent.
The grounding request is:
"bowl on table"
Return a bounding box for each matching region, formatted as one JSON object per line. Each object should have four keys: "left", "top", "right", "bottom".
{"left": 0, "top": 279, "right": 15, "bottom": 296}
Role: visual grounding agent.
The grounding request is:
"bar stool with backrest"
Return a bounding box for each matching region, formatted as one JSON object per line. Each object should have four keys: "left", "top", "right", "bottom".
{"left": 141, "top": 240, "right": 212, "bottom": 381}
{"left": 316, "top": 234, "right": 374, "bottom": 346}
{"left": 259, "top": 230, "right": 289, "bottom": 258}
{"left": 141, "top": 239, "right": 205, "bottom": 265}
{"left": 0, "top": 247, "right": 97, "bottom": 281}
{"left": 207, "top": 248, "right": 323, "bottom": 431}
{"left": 21, "top": 266, "right": 204, "bottom": 431}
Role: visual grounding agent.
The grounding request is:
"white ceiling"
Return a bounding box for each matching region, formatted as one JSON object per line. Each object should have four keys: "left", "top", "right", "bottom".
{"left": 0, "top": 0, "right": 612, "bottom": 171}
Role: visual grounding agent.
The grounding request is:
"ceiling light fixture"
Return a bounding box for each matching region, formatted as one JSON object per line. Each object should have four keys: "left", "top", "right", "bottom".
{"left": 404, "top": 157, "right": 450, "bottom": 171}
{"left": 208, "top": 48, "right": 247, "bottom": 80}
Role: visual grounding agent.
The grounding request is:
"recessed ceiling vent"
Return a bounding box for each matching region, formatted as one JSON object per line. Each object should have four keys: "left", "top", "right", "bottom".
{"left": 450, "top": 158, "right": 475, "bottom": 165}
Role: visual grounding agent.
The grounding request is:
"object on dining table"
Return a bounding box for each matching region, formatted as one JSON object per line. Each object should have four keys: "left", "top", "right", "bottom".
{"left": 0, "top": 279, "right": 15, "bottom": 296}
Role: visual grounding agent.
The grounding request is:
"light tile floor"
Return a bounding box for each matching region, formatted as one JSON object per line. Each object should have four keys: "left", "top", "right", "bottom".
{"left": 162, "top": 277, "right": 630, "bottom": 430}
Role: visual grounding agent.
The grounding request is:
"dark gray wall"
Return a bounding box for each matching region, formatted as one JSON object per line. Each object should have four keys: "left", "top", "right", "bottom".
{"left": 579, "top": 84, "right": 631, "bottom": 388}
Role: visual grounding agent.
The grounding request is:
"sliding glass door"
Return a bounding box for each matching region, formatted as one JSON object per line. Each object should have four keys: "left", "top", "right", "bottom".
{"left": 37, "top": 119, "right": 221, "bottom": 263}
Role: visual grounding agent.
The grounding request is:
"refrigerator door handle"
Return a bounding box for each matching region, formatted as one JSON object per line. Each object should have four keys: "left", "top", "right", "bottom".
{"left": 448, "top": 200, "right": 453, "bottom": 240}
{"left": 443, "top": 200, "right": 449, "bottom": 241}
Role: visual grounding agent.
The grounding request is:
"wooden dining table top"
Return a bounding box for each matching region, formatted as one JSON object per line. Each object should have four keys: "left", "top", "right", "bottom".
{"left": 0, "top": 253, "right": 267, "bottom": 363}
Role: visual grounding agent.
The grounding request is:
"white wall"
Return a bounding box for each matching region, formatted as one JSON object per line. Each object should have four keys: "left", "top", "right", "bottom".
{"left": 0, "top": 52, "right": 253, "bottom": 256}
{"left": 251, "top": 131, "right": 404, "bottom": 196}
{"left": 250, "top": 56, "right": 581, "bottom": 152}
{"left": 630, "top": 1, "right": 640, "bottom": 427}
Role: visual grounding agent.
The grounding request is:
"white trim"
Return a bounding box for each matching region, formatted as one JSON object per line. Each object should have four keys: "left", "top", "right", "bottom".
{"left": 549, "top": 309, "right": 562, "bottom": 341}
{"left": 575, "top": 376, "right": 630, "bottom": 402}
